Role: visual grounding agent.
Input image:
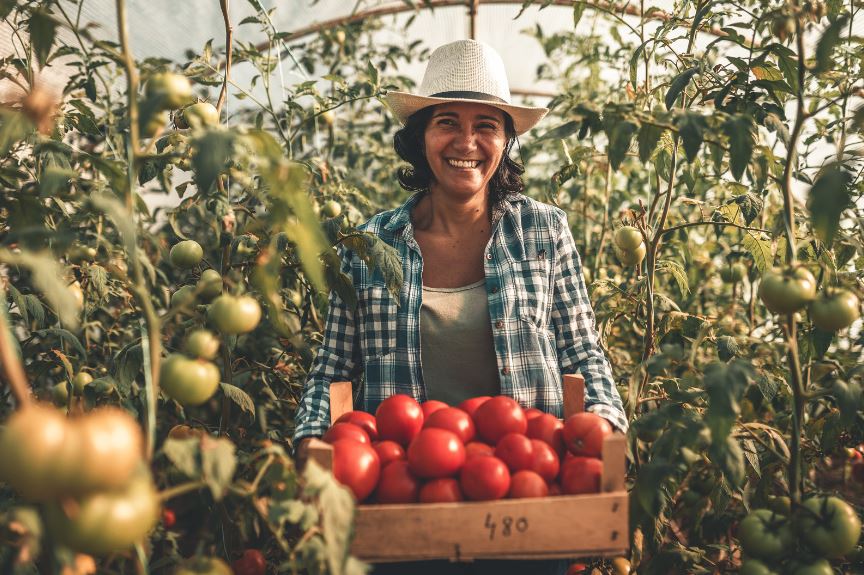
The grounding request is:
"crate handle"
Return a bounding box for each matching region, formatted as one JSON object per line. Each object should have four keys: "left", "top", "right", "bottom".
{"left": 562, "top": 373, "right": 585, "bottom": 417}
{"left": 307, "top": 438, "right": 334, "bottom": 472}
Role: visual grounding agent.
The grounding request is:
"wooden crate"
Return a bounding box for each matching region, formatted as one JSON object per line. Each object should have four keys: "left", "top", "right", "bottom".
{"left": 307, "top": 374, "right": 629, "bottom": 562}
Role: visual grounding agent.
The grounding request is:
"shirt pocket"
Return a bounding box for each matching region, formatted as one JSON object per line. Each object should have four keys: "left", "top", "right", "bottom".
{"left": 356, "top": 285, "right": 398, "bottom": 360}
{"left": 515, "top": 258, "right": 552, "bottom": 327}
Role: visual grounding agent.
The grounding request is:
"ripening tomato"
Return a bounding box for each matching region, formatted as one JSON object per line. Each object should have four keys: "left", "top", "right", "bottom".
{"left": 494, "top": 433, "right": 534, "bottom": 472}
{"left": 465, "top": 442, "right": 494, "bottom": 459}
{"left": 407, "top": 428, "right": 466, "bottom": 478}
{"left": 473, "top": 396, "right": 527, "bottom": 444}
{"left": 419, "top": 478, "right": 464, "bottom": 503}
{"left": 509, "top": 470, "right": 549, "bottom": 499}
{"left": 376, "top": 395, "right": 424, "bottom": 446}
{"left": 458, "top": 396, "right": 491, "bottom": 418}
{"left": 322, "top": 422, "right": 370, "bottom": 445}
{"left": 524, "top": 408, "right": 543, "bottom": 420}
{"left": 373, "top": 440, "right": 405, "bottom": 468}
{"left": 375, "top": 460, "right": 420, "bottom": 504}
{"left": 560, "top": 456, "right": 603, "bottom": 495}
{"left": 331, "top": 439, "right": 379, "bottom": 502}
{"left": 528, "top": 439, "right": 560, "bottom": 482}
{"left": 232, "top": 549, "right": 266, "bottom": 575}
{"left": 335, "top": 411, "right": 378, "bottom": 441}
{"left": 527, "top": 413, "right": 565, "bottom": 455}
{"left": 460, "top": 456, "right": 511, "bottom": 501}
{"left": 421, "top": 400, "right": 449, "bottom": 419}
{"left": 424, "top": 407, "right": 476, "bottom": 443}
{"left": 562, "top": 413, "right": 612, "bottom": 458}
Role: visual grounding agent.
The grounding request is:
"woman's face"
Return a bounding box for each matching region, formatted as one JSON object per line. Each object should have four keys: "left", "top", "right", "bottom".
{"left": 423, "top": 102, "right": 507, "bottom": 200}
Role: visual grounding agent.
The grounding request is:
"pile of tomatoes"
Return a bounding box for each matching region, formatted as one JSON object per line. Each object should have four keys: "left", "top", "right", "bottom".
{"left": 319, "top": 394, "right": 614, "bottom": 503}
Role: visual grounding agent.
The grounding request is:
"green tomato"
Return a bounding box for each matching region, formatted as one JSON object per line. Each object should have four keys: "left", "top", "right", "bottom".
{"left": 171, "top": 285, "right": 197, "bottom": 308}
{"left": 787, "top": 558, "right": 833, "bottom": 575}
{"left": 810, "top": 289, "right": 860, "bottom": 331}
{"left": 739, "top": 559, "right": 778, "bottom": 575}
{"left": 184, "top": 329, "right": 220, "bottom": 360}
{"left": 52, "top": 382, "right": 69, "bottom": 405}
{"left": 160, "top": 354, "right": 221, "bottom": 407}
{"left": 614, "top": 226, "right": 643, "bottom": 251}
{"left": 738, "top": 509, "right": 794, "bottom": 561}
{"left": 720, "top": 262, "right": 748, "bottom": 283}
{"left": 197, "top": 269, "right": 223, "bottom": 301}
{"left": 765, "top": 495, "right": 791, "bottom": 516}
{"left": 208, "top": 294, "right": 262, "bottom": 335}
{"left": 140, "top": 109, "right": 169, "bottom": 139}
{"left": 173, "top": 557, "right": 233, "bottom": 575}
{"left": 170, "top": 240, "right": 204, "bottom": 268}
{"left": 798, "top": 496, "right": 861, "bottom": 558}
{"left": 615, "top": 243, "right": 646, "bottom": 267}
{"left": 72, "top": 372, "right": 93, "bottom": 394}
{"left": 321, "top": 200, "right": 342, "bottom": 218}
{"left": 145, "top": 72, "right": 193, "bottom": 110}
{"left": 183, "top": 102, "right": 219, "bottom": 129}
{"left": 758, "top": 267, "right": 817, "bottom": 314}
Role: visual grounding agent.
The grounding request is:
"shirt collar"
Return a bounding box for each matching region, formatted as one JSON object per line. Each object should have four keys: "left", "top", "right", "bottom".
{"left": 383, "top": 190, "right": 527, "bottom": 232}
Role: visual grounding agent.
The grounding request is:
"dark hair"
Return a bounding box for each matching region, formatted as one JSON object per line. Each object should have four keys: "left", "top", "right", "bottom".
{"left": 393, "top": 105, "right": 524, "bottom": 205}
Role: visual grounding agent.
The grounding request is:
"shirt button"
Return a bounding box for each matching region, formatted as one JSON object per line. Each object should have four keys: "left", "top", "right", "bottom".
{"left": 495, "top": 320, "right": 504, "bottom": 329}
{"left": 485, "top": 253, "right": 493, "bottom": 260}
{"left": 501, "top": 367, "right": 510, "bottom": 376}
{"left": 490, "top": 286, "right": 499, "bottom": 294}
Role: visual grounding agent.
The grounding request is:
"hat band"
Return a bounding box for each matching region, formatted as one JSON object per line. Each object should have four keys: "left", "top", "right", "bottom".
{"left": 429, "top": 90, "right": 507, "bottom": 104}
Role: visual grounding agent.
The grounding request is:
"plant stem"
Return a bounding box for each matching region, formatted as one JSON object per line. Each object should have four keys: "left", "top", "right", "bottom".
{"left": 0, "top": 286, "right": 32, "bottom": 408}
{"left": 216, "top": 0, "right": 233, "bottom": 115}
{"left": 784, "top": 315, "right": 805, "bottom": 504}
{"left": 590, "top": 162, "right": 613, "bottom": 283}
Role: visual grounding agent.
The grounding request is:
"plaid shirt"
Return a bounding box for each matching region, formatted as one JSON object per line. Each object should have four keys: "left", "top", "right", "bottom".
{"left": 293, "top": 191, "right": 627, "bottom": 443}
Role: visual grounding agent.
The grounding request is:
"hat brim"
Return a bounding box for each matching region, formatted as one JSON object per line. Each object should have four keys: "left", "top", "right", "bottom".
{"left": 385, "top": 91, "right": 548, "bottom": 136}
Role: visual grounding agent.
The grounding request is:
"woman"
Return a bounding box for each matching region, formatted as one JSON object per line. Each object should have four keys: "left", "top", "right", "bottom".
{"left": 293, "top": 40, "right": 626, "bottom": 575}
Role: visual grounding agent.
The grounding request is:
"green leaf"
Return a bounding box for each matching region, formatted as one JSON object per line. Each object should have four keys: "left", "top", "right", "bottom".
{"left": 716, "top": 335, "right": 740, "bottom": 362}
{"left": 0, "top": 110, "right": 33, "bottom": 157}
{"left": 813, "top": 15, "right": 849, "bottom": 74}
{"left": 191, "top": 129, "right": 235, "bottom": 194}
{"left": 34, "top": 328, "right": 86, "bottom": 359}
{"left": 220, "top": 383, "right": 255, "bottom": 416}
{"left": 675, "top": 112, "right": 707, "bottom": 162}
{"left": 162, "top": 438, "right": 200, "bottom": 478}
{"left": 710, "top": 435, "right": 745, "bottom": 487}
{"left": 339, "top": 233, "right": 403, "bottom": 303}
{"left": 90, "top": 193, "right": 137, "bottom": 256}
{"left": 29, "top": 10, "right": 58, "bottom": 68}
{"left": 603, "top": 107, "right": 639, "bottom": 171}
{"left": 742, "top": 232, "right": 773, "bottom": 273}
{"left": 637, "top": 123, "right": 664, "bottom": 163}
{"left": 323, "top": 249, "right": 357, "bottom": 311}
{"left": 535, "top": 120, "right": 581, "bottom": 142}
{"left": 656, "top": 259, "right": 689, "bottom": 296}
{"left": 723, "top": 115, "right": 756, "bottom": 181}
{"left": 807, "top": 166, "right": 852, "bottom": 245}
{"left": 665, "top": 67, "right": 699, "bottom": 110}
{"left": 0, "top": 0, "right": 15, "bottom": 19}
{"left": 319, "top": 465, "right": 357, "bottom": 575}
{"left": 634, "top": 460, "right": 675, "bottom": 516}
{"left": 201, "top": 437, "right": 237, "bottom": 501}
{"left": 0, "top": 249, "right": 80, "bottom": 330}
{"left": 573, "top": 2, "right": 586, "bottom": 27}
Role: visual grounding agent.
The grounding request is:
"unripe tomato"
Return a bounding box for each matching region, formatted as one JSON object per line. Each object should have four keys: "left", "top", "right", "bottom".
{"left": 52, "top": 382, "right": 69, "bottom": 405}
{"left": 494, "top": 433, "right": 534, "bottom": 472}
{"left": 376, "top": 394, "right": 424, "bottom": 446}
{"left": 737, "top": 509, "right": 793, "bottom": 561}
{"left": 321, "top": 200, "right": 342, "bottom": 218}
{"left": 72, "top": 407, "right": 144, "bottom": 493}
{"left": 562, "top": 412, "right": 612, "bottom": 458}
{"left": 72, "top": 372, "right": 93, "bottom": 394}
{"left": 419, "top": 477, "right": 463, "bottom": 503}
{"left": 141, "top": 110, "right": 169, "bottom": 138}
{"left": 758, "top": 267, "right": 817, "bottom": 314}
{"left": 182, "top": 102, "right": 219, "bottom": 129}
{"left": 810, "top": 289, "right": 860, "bottom": 331}
{"left": 407, "top": 428, "right": 465, "bottom": 478}
{"left": 508, "top": 470, "right": 548, "bottom": 499}
{"left": 232, "top": 549, "right": 266, "bottom": 575}
{"left": 473, "top": 396, "right": 527, "bottom": 444}
{"left": 145, "top": 72, "right": 193, "bottom": 109}
{"left": 613, "top": 226, "right": 643, "bottom": 251}
{"left": 208, "top": 294, "right": 262, "bottom": 334}
{"left": 460, "top": 455, "right": 510, "bottom": 501}
{"left": 335, "top": 411, "right": 378, "bottom": 441}
{"left": 375, "top": 460, "right": 419, "bottom": 503}
{"left": 614, "top": 243, "right": 646, "bottom": 267}
{"left": 160, "top": 354, "right": 221, "bottom": 406}
{"left": 720, "top": 262, "right": 747, "bottom": 283}
{"left": 788, "top": 558, "right": 833, "bottom": 575}
{"left": 197, "top": 269, "right": 223, "bottom": 301}
{"left": 322, "top": 422, "right": 370, "bottom": 445}
{"left": 172, "top": 557, "right": 233, "bottom": 575}
{"left": 738, "top": 559, "right": 777, "bottom": 575}
{"left": 798, "top": 496, "right": 861, "bottom": 558}
{"left": 171, "top": 285, "right": 197, "bottom": 308}
{"left": 331, "top": 439, "right": 380, "bottom": 502}
{"left": 372, "top": 440, "right": 405, "bottom": 468}
{"left": 184, "top": 329, "right": 220, "bottom": 360}
{"left": 424, "top": 407, "right": 475, "bottom": 443}
{"left": 560, "top": 456, "right": 603, "bottom": 494}
{"left": 170, "top": 240, "right": 204, "bottom": 268}
{"left": 421, "top": 400, "right": 449, "bottom": 419}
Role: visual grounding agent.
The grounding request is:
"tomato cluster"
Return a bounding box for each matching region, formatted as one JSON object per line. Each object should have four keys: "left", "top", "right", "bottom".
{"left": 322, "top": 394, "right": 613, "bottom": 503}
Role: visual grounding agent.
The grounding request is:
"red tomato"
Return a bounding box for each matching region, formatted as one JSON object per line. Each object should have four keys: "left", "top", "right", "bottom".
{"left": 458, "top": 396, "right": 491, "bottom": 419}
{"left": 527, "top": 413, "right": 565, "bottom": 455}
{"left": 232, "top": 549, "right": 266, "bottom": 575}
{"left": 528, "top": 439, "right": 560, "bottom": 482}
{"left": 421, "top": 400, "right": 449, "bottom": 419}
{"left": 335, "top": 411, "right": 378, "bottom": 441}
{"left": 473, "top": 396, "right": 527, "bottom": 444}
{"left": 509, "top": 470, "right": 549, "bottom": 499}
{"left": 567, "top": 563, "right": 588, "bottom": 575}
{"left": 424, "top": 407, "right": 476, "bottom": 443}
{"left": 407, "top": 428, "right": 466, "bottom": 478}
{"left": 524, "top": 407, "right": 544, "bottom": 420}
{"left": 560, "top": 456, "right": 603, "bottom": 495}
{"left": 322, "top": 422, "right": 370, "bottom": 445}
{"left": 331, "top": 439, "right": 380, "bottom": 502}
{"left": 562, "top": 413, "right": 612, "bottom": 458}
{"left": 465, "top": 441, "right": 494, "bottom": 458}
{"left": 373, "top": 440, "right": 405, "bottom": 468}
{"left": 375, "top": 460, "right": 420, "bottom": 503}
{"left": 376, "top": 394, "right": 424, "bottom": 446}
{"left": 460, "top": 455, "right": 511, "bottom": 501}
{"left": 161, "top": 508, "right": 176, "bottom": 528}
{"left": 419, "top": 477, "right": 464, "bottom": 503}
{"left": 494, "top": 433, "right": 534, "bottom": 472}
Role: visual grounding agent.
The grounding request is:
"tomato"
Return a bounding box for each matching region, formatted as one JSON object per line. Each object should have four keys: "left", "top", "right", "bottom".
{"left": 614, "top": 226, "right": 643, "bottom": 251}
{"left": 524, "top": 407, "right": 543, "bottom": 420}
{"left": 424, "top": 407, "right": 475, "bottom": 443}
{"left": 169, "top": 240, "right": 203, "bottom": 268}
{"left": 458, "top": 396, "right": 491, "bottom": 418}
{"left": 374, "top": 460, "right": 420, "bottom": 503}
{"left": 473, "top": 396, "right": 527, "bottom": 444}
{"left": 720, "top": 262, "right": 748, "bottom": 283}
{"left": 738, "top": 559, "right": 777, "bottom": 575}
{"left": 372, "top": 440, "right": 405, "bottom": 467}
{"left": 421, "top": 400, "right": 450, "bottom": 419}
{"left": 465, "top": 441, "right": 494, "bottom": 458}
{"left": 71, "top": 372, "right": 93, "bottom": 394}
{"left": 168, "top": 424, "right": 205, "bottom": 440}
{"left": 331, "top": 439, "right": 379, "bottom": 502}
{"left": 52, "top": 382, "right": 69, "bottom": 406}
{"left": 197, "top": 269, "right": 223, "bottom": 300}
{"left": 560, "top": 456, "right": 603, "bottom": 494}
{"left": 528, "top": 439, "right": 560, "bottom": 482}
{"left": 160, "top": 354, "right": 221, "bottom": 406}
{"left": 44, "top": 473, "right": 160, "bottom": 555}
{"left": 758, "top": 267, "right": 817, "bottom": 314}
{"left": 494, "top": 433, "right": 534, "bottom": 472}
{"left": 407, "top": 428, "right": 466, "bottom": 478}
{"left": 460, "top": 455, "right": 510, "bottom": 501}
{"left": 68, "top": 280, "right": 84, "bottom": 309}
{"left": 765, "top": 495, "right": 791, "bottom": 516}
{"left": 508, "top": 470, "right": 548, "bottom": 499}
{"left": 810, "top": 289, "right": 860, "bottom": 331}
{"left": 526, "top": 413, "right": 565, "bottom": 455}
{"left": 182, "top": 329, "right": 219, "bottom": 361}
{"left": 566, "top": 563, "right": 587, "bottom": 575}
{"left": 562, "top": 412, "right": 612, "bottom": 458}
{"left": 171, "top": 285, "right": 197, "bottom": 308}
{"left": 232, "top": 549, "right": 266, "bottom": 575}
{"left": 208, "top": 294, "right": 262, "bottom": 334}
{"left": 737, "top": 509, "right": 793, "bottom": 561}
{"left": 787, "top": 558, "right": 833, "bottom": 575}
{"left": 798, "top": 496, "right": 861, "bottom": 558}
{"left": 611, "top": 557, "right": 631, "bottom": 575}
{"left": 323, "top": 422, "right": 370, "bottom": 445}
{"left": 183, "top": 102, "right": 220, "bottom": 129}
{"left": 614, "top": 243, "right": 646, "bottom": 267}
{"left": 73, "top": 407, "right": 144, "bottom": 493}
{"left": 321, "top": 200, "right": 342, "bottom": 218}
{"left": 161, "top": 508, "right": 176, "bottom": 529}
{"left": 145, "top": 72, "right": 193, "bottom": 109}
{"left": 375, "top": 394, "right": 424, "bottom": 446}
{"left": 335, "top": 411, "right": 378, "bottom": 441}
{"left": 141, "top": 110, "right": 169, "bottom": 138}
{"left": 419, "top": 477, "right": 464, "bottom": 503}
{"left": 173, "top": 557, "right": 233, "bottom": 575}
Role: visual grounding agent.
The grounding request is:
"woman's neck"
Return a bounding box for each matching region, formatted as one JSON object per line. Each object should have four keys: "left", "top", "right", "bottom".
{"left": 412, "top": 187, "right": 491, "bottom": 235}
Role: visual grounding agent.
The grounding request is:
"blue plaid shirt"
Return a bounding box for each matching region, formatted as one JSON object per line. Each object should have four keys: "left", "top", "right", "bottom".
{"left": 293, "top": 191, "right": 627, "bottom": 443}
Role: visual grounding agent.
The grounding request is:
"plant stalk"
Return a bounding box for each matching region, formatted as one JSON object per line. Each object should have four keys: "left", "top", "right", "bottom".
{"left": 0, "top": 286, "right": 32, "bottom": 408}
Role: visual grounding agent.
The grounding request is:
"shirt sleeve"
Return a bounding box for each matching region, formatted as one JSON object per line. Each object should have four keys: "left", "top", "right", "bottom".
{"left": 292, "top": 248, "right": 362, "bottom": 446}
{"left": 550, "top": 212, "right": 628, "bottom": 432}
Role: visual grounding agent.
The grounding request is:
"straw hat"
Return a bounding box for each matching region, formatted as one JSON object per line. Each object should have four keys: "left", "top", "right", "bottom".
{"left": 385, "top": 39, "right": 548, "bottom": 136}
